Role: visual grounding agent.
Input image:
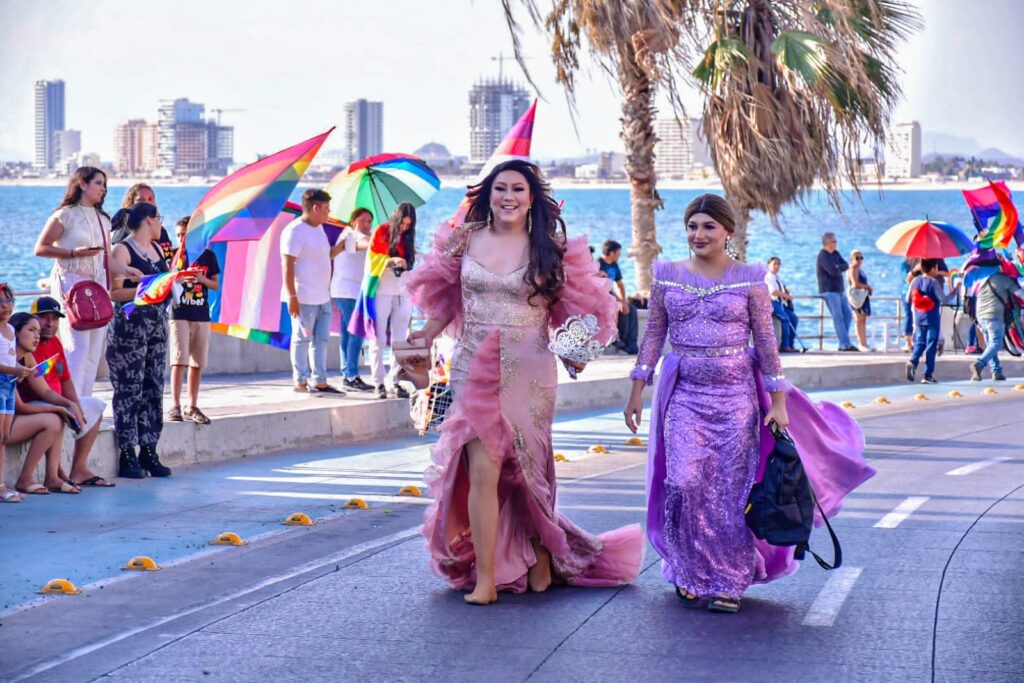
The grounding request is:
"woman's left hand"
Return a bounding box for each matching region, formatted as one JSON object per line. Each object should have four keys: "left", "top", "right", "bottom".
{"left": 562, "top": 358, "right": 585, "bottom": 379}
{"left": 764, "top": 403, "right": 790, "bottom": 431}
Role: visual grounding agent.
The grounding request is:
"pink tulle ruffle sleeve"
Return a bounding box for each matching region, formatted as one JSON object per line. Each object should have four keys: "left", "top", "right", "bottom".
{"left": 550, "top": 235, "right": 619, "bottom": 345}
{"left": 403, "top": 222, "right": 464, "bottom": 334}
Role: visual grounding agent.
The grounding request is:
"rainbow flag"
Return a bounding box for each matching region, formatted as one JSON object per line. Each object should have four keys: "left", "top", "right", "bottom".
{"left": 32, "top": 354, "right": 59, "bottom": 378}
{"left": 449, "top": 100, "right": 537, "bottom": 226}
{"left": 208, "top": 202, "right": 345, "bottom": 349}
{"left": 180, "top": 128, "right": 334, "bottom": 263}
{"left": 963, "top": 180, "right": 1023, "bottom": 250}
{"left": 347, "top": 226, "right": 392, "bottom": 342}
{"left": 123, "top": 268, "right": 201, "bottom": 318}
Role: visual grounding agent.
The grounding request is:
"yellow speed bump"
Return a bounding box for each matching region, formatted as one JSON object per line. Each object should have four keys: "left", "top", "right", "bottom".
{"left": 344, "top": 498, "right": 369, "bottom": 510}
{"left": 37, "top": 578, "right": 82, "bottom": 595}
{"left": 554, "top": 453, "right": 568, "bottom": 462}
{"left": 210, "top": 532, "right": 247, "bottom": 546}
{"left": 1015, "top": 384, "right": 1024, "bottom": 391}
{"left": 840, "top": 401, "right": 855, "bottom": 409}
{"left": 984, "top": 387, "right": 998, "bottom": 395}
{"left": 873, "top": 397, "right": 891, "bottom": 405}
{"left": 948, "top": 390, "right": 963, "bottom": 398}
{"left": 398, "top": 486, "right": 423, "bottom": 497}
{"left": 587, "top": 445, "right": 608, "bottom": 454}
{"left": 123, "top": 556, "right": 161, "bottom": 571}
{"left": 283, "top": 512, "right": 315, "bottom": 526}
{"left": 913, "top": 393, "right": 929, "bottom": 401}
{"left": 626, "top": 437, "right": 644, "bottom": 446}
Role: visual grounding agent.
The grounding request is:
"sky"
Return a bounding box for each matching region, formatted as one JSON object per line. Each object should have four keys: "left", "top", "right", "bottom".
{"left": 0, "top": 0, "right": 1022, "bottom": 163}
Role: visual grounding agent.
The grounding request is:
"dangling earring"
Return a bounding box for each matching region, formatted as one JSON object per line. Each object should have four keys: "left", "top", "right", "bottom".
{"left": 527, "top": 206, "right": 533, "bottom": 234}
{"left": 725, "top": 235, "right": 740, "bottom": 260}
{"left": 487, "top": 208, "right": 493, "bottom": 230}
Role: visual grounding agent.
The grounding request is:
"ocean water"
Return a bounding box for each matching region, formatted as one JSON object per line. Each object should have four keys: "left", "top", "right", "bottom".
{"left": 1, "top": 184, "right": 975, "bottom": 334}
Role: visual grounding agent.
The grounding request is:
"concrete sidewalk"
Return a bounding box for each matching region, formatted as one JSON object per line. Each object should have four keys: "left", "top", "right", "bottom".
{"left": 5, "top": 351, "right": 1023, "bottom": 484}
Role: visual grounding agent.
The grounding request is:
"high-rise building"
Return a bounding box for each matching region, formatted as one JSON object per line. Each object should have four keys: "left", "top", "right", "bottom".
{"left": 114, "top": 119, "right": 159, "bottom": 174}
{"left": 34, "top": 79, "right": 66, "bottom": 169}
{"left": 886, "top": 121, "right": 922, "bottom": 179}
{"left": 206, "top": 122, "right": 234, "bottom": 176}
{"left": 54, "top": 129, "right": 81, "bottom": 165}
{"left": 345, "top": 99, "right": 383, "bottom": 163}
{"left": 157, "top": 98, "right": 204, "bottom": 173}
{"left": 468, "top": 79, "right": 530, "bottom": 164}
{"left": 654, "top": 118, "right": 693, "bottom": 179}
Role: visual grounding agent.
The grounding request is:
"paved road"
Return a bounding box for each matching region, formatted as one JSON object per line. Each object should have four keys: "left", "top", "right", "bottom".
{"left": 1, "top": 378, "right": 1023, "bottom": 682}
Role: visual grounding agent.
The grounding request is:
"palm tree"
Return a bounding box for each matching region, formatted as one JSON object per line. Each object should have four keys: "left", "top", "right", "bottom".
{"left": 502, "top": 0, "right": 920, "bottom": 287}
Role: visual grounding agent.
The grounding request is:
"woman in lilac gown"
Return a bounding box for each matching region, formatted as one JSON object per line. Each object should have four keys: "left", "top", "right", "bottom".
{"left": 406, "top": 160, "right": 644, "bottom": 605}
{"left": 624, "top": 194, "right": 874, "bottom": 613}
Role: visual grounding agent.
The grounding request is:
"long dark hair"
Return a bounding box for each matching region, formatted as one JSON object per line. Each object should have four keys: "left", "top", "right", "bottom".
{"left": 465, "top": 159, "right": 566, "bottom": 306}
{"left": 387, "top": 202, "right": 416, "bottom": 269}
{"left": 57, "top": 166, "right": 109, "bottom": 217}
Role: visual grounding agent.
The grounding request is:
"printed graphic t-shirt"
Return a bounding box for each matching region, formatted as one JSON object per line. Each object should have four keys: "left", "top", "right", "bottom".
{"left": 171, "top": 248, "right": 221, "bottom": 322}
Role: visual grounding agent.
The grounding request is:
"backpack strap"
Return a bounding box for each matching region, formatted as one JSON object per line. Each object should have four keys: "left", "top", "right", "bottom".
{"left": 801, "top": 489, "right": 843, "bottom": 570}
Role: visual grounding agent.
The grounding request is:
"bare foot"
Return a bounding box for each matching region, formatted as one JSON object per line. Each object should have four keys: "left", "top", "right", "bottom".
{"left": 464, "top": 584, "right": 498, "bottom": 605}
{"left": 528, "top": 540, "right": 553, "bottom": 593}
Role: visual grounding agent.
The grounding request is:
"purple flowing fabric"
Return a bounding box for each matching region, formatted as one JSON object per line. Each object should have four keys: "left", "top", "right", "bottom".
{"left": 634, "top": 261, "right": 874, "bottom": 595}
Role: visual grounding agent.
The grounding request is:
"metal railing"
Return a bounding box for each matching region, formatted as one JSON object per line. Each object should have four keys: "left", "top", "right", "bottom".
{"left": 790, "top": 295, "right": 905, "bottom": 351}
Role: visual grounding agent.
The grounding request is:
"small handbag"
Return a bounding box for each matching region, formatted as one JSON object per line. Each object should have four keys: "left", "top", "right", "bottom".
{"left": 65, "top": 208, "right": 114, "bottom": 331}
{"left": 846, "top": 286, "right": 869, "bottom": 310}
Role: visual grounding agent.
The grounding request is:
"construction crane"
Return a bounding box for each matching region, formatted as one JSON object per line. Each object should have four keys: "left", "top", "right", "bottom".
{"left": 210, "top": 108, "right": 245, "bottom": 126}
{"left": 491, "top": 53, "right": 531, "bottom": 81}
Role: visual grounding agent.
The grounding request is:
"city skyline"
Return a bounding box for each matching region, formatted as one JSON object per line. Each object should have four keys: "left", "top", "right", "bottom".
{"left": 2, "top": 0, "right": 1023, "bottom": 164}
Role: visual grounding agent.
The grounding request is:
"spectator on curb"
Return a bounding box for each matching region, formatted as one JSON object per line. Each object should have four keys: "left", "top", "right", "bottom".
{"left": 970, "top": 271, "right": 1022, "bottom": 382}
{"left": 1, "top": 285, "right": 31, "bottom": 501}
{"left": 597, "top": 240, "right": 639, "bottom": 355}
{"left": 34, "top": 167, "right": 144, "bottom": 397}
{"left": 906, "top": 259, "right": 957, "bottom": 384}
{"left": 10, "top": 312, "right": 78, "bottom": 494}
{"left": 281, "top": 189, "right": 345, "bottom": 396}
{"left": 167, "top": 217, "right": 221, "bottom": 424}
{"left": 111, "top": 183, "right": 175, "bottom": 265}
{"left": 765, "top": 256, "right": 799, "bottom": 353}
{"left": 107, "top": 203, "right": 173, "bottom": 479}
{"left": 364, "top": 203, "right": 417, "bottom": 400}
{"left": 28, "top": 296, "right": 111, "bottom": 487}
{"left": 816, "top": 232, "right": 856, "bottom": 352}
{"left": 847, "top": 249, "right": 874, "bottom": 351}
{"left": 330, "top": 208, "right": 373, "bottom": 392}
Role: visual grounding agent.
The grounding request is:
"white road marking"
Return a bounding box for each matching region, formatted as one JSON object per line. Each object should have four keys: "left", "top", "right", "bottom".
{"left": 873, "top": 496, "right": 929, "bottom": 529}
{"left": 945, "top": 456, "right": 1010, "bottom": 476}
{"left": 802, "top": 566, "right": 863, "bottom": 627}
{"left": 8, "top": 527, "right": 422, "bottom": 682}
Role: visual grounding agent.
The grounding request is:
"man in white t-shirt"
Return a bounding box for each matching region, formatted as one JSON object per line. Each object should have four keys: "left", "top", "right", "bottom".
{"left": 281, "top": 189, "right": 344, "bottom": 395}
{"left": 765, "top": 256, "right": 800, "bottom": 353}
{"left": 330, "top": 207, "right": 373, "bottom": 391}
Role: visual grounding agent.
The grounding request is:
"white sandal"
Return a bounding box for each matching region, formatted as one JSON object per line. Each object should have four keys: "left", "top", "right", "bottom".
{"left": 2, "top": 488, "right": 23, "bottom": 503}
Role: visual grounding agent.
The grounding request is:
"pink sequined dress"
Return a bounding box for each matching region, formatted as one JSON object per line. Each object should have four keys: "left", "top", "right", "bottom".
{"left": 631, "top": 260, "right": 874, "bottom": 599}
{"left": 404, "top": 222, "right": 645, "bottom": 593}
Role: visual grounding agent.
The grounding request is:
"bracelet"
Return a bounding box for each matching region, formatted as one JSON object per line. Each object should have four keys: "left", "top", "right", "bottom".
{"left": 288, "top": 294, "right": 298, "bottom": 299}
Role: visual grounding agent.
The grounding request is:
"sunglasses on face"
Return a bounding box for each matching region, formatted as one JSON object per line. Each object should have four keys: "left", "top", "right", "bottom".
{"left": 855, "top": 256, "right": 864, "bottom": 261}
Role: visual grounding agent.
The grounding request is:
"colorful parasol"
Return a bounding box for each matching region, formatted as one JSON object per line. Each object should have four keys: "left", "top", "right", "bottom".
{"left": 325, "top": 153, "right": 440, "bottom": 225}
{"left": 875, "top": 219, "right": 974, "bottom": 258}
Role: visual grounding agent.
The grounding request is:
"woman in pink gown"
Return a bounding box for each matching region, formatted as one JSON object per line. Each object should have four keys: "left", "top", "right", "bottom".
{"left": 405, "top": 160, "right": 644, "bottom": 605}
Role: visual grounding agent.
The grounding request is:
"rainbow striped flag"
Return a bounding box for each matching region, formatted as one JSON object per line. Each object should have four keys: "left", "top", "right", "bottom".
{"left": 963, "top": 180, "right": 1023, "bottom": 250}
{"left": 32, "top": 354, "right": 59, "bottom": 378}
{"left": 122, "top": 268, "right": 201, "bottom": 318}
{"left": 179, "top": 128, "right": 334, "bottom": 263}
{"left": 347, "top": 226, "right": 392, "bottom": 342}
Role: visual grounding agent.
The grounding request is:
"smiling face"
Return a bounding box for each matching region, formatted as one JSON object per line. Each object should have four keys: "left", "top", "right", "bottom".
{"left": 489, "top": 170, "right": 532, "bottom": 228}
{"left": 16, "top": 318, "right": 41, "bottom": 353}
{"left": 686, "top": 212, "right": 730, "bottom": 258}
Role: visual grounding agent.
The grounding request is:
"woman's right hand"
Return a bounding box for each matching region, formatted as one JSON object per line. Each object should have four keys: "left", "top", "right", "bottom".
{"left": 624, "top": 390, "right": 644, "bottom": 434}
{"left": 12, "top": 364, "right": 32, "bottom": 381}
{"left": 409, "top": 318, "right": 446, "bottom": 348}
{"left": 389, "top": 257, "right": 408, "bottom": 269}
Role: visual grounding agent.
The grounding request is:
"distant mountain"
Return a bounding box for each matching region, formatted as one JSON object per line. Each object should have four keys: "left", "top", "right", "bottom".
{"left": 922, "top": 130, "right": 983, "bottom": 157}
{"left": 922, "top": 147, "right": 1024, "bottom": 166}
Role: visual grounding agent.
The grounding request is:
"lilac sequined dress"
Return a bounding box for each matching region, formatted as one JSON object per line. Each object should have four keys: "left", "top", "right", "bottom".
{"left": 632, "top": 261, "right": 874, "bottom": 599}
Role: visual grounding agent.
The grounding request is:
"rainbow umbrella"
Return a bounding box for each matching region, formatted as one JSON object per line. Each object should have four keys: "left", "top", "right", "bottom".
{"left": 875, "top": 219, "right": 974, "bottom": 258}
{"left": 325, "top": 153, "right": 439, "bottom": 225}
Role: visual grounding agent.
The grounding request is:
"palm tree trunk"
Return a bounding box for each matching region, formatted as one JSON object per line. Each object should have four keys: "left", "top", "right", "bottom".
{"left": 618, "top": 47, "right": 662, "bottom": 295}
{"left": 729, "top": 200, "right": 751, "bottom": 262}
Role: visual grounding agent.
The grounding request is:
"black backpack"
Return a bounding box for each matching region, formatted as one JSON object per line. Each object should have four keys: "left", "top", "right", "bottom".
{"left": 746, "top": 424, "right": 842, "bottom": 570}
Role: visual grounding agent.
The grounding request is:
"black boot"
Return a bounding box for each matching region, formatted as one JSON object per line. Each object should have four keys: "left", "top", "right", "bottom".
{"left": 139, "top": 445, "right": 172, "bottom": 477}
{"left": 118, "top": 446, "right": 146, "bottom": 479}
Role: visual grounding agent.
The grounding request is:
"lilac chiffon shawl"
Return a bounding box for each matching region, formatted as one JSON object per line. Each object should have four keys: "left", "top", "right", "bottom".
{"left": 643, "top": 264, "right": 875, "bottom": 585}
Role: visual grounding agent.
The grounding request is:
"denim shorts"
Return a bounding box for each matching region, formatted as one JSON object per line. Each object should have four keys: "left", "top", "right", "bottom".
{"left": 0, "top": 374, "right": 15, "bottom": 416}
